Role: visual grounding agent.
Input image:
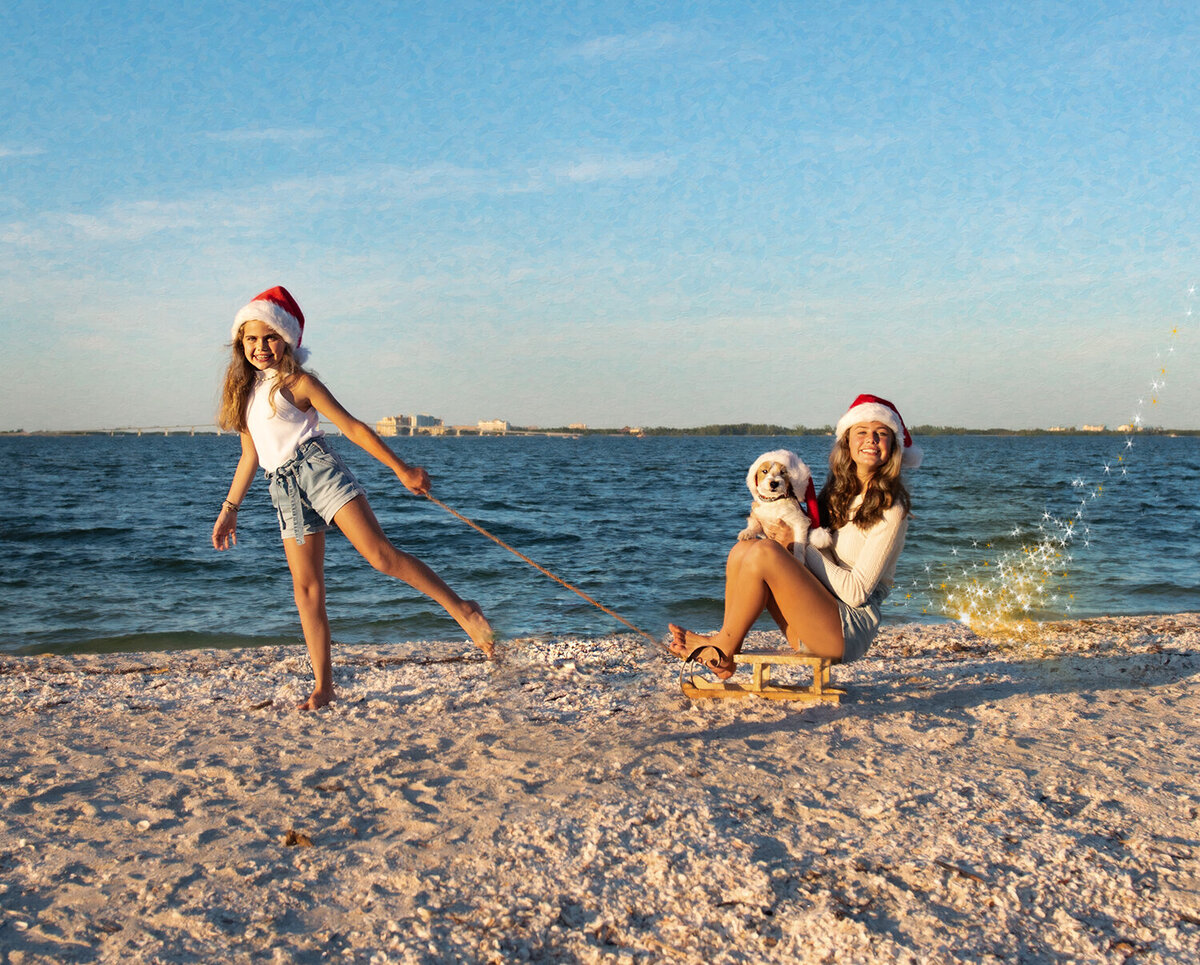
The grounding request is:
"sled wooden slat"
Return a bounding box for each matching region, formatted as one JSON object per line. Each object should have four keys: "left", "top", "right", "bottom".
{"left": 681, "top": 650, "right": 844, "bottom": 703}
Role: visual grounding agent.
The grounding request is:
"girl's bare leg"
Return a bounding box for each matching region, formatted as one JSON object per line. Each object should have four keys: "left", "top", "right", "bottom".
{"left": 282, "top": 532, "right": 335, "bottom": 710}
{"left": 333, "top": 496, "right": 495, "bottom": 657}
{"left": 669, "top": 539, "right": 844, "bottom": 674}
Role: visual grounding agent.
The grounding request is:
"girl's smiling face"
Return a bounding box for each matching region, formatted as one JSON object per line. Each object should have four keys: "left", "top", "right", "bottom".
{"left": 848, "top": 421, "right": 894, "bottom": 478}
{"left": 241, "top": 320, "right": 286, "bottom": 370}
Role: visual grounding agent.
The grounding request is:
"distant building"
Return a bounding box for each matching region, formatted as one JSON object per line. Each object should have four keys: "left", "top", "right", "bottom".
{"left": 1116, "top": 424, "right": 1136, "bottom": 433}
{"left": 1080, "top": 424, "right": 1106, "bottom": 432}
{"left": 1047, "top": 426, "right": 1070, "bottom": 432}
{"left": 376, "top": 413, "right": 444, "bottom": 436}
{"left": 478, "top": 419, "right": 509, "bottom": 435}
{"left": 568, "top": 423, "right": 587, "bottom": 431}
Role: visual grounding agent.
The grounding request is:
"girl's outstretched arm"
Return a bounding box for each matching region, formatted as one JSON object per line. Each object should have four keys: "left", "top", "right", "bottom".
{"left": 213, "top": 432, "right": 260, "bottom": 550}
{"left": 291, "top": 374, "right": 430, "bottom": 495}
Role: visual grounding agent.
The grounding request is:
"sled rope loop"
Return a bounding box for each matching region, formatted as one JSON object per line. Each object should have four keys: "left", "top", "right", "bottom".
{"left": 423, "top": 493, "right": 660, "bottom": 647}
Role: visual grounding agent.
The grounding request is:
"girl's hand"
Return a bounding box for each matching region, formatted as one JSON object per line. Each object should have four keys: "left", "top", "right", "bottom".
{"left": 762, "top": 519, "right": 794, "bottom": 548}
{"left": 399, "top": 465, "right": 431, "bottom": 496}
{"left": 212, "top": 509, "right": 238, "bottom": 551}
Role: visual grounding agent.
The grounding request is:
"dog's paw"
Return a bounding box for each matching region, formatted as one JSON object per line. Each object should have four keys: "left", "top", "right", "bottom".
{"left": 737, "top": 528, "right": 757, "bottom": 541}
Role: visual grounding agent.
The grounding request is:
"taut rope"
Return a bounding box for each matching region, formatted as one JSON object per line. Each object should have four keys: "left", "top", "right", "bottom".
{"left": 423, "top": 493, "right": 660, "bottom": 647}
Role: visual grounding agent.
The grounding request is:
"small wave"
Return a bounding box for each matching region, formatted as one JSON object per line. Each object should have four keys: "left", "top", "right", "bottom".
{"left": 135, "top": 557, "right": 213, "bottom": 574}
{"left": 1, "top": 524, "right": 131, "bottom": 544}
{"left": 1129, "top": 582, "right": 1200, "bottom": 600}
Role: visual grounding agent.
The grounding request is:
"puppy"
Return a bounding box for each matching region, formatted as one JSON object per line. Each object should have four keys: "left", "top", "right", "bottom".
{"left": 738, "top": 449, "right": 831, "bottom": 554}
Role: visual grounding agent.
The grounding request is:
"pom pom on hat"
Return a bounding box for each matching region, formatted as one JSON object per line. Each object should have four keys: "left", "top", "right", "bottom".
{"left": 834, "top": 394, "right": 923, "bottom": 468}
{"left": 232, "top": 286, "right": 308, "bottom": 363}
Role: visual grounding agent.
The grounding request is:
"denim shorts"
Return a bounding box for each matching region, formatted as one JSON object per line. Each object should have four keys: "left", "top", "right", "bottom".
{"left": 265, "top": 438, "right": 366, "bottom": 544}
{"left": 838, "top": 586, "right": 887, "bottom": 663}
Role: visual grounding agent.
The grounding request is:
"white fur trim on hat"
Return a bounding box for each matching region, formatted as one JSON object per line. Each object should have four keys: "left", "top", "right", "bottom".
{"left": 835, "top": 402, "right": 903, "bottom": 444}
{"left": 835, "top": 395, "right": 923, "bottom": 469}
{"left": 233, "top": 300, "right": 300, "bottom": 346}
{"left": 745, "top": 449, "right": 812, "bottom": 498}
{"left": 230, "top": 286, "right": 309, "bottom": 363}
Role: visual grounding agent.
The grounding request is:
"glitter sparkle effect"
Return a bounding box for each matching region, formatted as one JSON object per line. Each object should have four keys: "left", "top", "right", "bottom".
{"left": 897, "top": 286, "right": 1192, "bottom": 634}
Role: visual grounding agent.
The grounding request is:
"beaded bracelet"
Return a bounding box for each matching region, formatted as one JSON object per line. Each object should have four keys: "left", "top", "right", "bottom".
{"left": 222, "top": 500, "right": 240, "bottom": 513}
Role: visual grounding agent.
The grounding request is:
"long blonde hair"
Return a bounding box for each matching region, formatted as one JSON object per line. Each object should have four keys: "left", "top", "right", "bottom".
{"left": 216, "top": 324, "right": 308, "bottom": 431}
{"left": 817, "top": 427, "right": 911, "bottom": 530}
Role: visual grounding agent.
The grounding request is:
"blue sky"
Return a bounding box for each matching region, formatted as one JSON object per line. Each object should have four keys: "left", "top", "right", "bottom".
{"left": 2, "top": 0, "right": 1197, "bottom": 431}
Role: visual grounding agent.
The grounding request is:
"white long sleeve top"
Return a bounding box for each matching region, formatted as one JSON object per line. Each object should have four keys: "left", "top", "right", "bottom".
{"left": 804, "top": 496, "right": 909, "bottom": 607}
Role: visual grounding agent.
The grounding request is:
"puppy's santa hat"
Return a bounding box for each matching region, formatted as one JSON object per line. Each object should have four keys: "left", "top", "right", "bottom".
{"left": 231, "top": 286, "right": 309, "bottom": 363}
{"left": 834, "top": 394, "right": 923, "bottom": 469}
{"left": 746, "top": 449, "right": 830, "bottom": 547}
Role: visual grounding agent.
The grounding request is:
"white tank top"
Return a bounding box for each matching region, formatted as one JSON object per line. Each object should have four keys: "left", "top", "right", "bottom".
{"left": 246, "top": 371, "right": 323, "bottom": 472}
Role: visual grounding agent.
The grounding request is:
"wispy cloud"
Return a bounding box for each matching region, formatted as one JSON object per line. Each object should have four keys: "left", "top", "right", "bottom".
{"left": 553, "top": 154, "right": 676, "bottom": 183}
{"left": 797, "top": 131, "right": 907, "bottom": 155}
{"left": 0, "top": 197, "right": 276, "bottom": 248}
{"left": 0, "top": 145, "right": 45, "bottom": 160}
{"left": 277, "top": 162, "right": 516, "bottom": 199}
{"left": 570, "top": 24, "right": 689, "bottom": 60}
{"left": 0, "top": 163, "right": 542, "bottom": 251}
{"left": 202, "top": 127, "right": 328, "bottom": 143}
{"left": 0, "top": 148, "right": 687, "bottom": 253}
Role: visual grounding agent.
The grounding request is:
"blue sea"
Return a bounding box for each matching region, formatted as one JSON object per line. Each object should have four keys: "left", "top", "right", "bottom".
{"left": 1, "top": 433, "right": 1196, "bottom": 656}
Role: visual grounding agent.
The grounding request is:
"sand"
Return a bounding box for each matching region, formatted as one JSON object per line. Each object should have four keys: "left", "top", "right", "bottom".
{"left": 1, "top": 613, "right": 1198, "bottom": 964}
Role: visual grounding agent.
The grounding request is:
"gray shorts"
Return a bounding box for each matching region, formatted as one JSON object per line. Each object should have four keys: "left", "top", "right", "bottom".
{"left": 265, "top": 438, "right": 366, "bottom": 544}
{"left": 838, "top": 586, "right": 886, "bottom": 663}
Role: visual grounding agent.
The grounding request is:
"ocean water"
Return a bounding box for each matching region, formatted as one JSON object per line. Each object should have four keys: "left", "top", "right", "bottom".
{"left": 1, "top": 433, "right": 1196, "bottom": 656}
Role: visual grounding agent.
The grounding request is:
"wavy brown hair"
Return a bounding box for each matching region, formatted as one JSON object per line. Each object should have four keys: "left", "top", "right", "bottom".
{"left": 216, "top": 325, "right": 308, "bottom": 432}
{"left": 817, "top": 427, "right": 911, "bottom": 530}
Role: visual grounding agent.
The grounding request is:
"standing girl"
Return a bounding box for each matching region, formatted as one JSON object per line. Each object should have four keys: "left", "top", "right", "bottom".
{"left": 212, "top": 286, "right": 494, "bottom": 709}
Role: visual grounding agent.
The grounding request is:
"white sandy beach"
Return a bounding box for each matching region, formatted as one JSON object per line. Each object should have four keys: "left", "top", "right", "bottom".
{"left": 1, "top": 614, "right": 1198, "bottom": 963}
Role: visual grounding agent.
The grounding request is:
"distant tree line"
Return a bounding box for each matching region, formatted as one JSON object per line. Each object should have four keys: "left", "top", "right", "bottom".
{"left": 908, "top": 425, "right": 1200, "bottom": 436}
{"left": 529, "top": 423, "right": 833, "bottom": 436}
{"left": 639, "top": 423, "right": 833, "bottom": 437}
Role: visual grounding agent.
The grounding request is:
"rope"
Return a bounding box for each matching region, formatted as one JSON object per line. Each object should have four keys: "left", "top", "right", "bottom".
{"left": 423, "top": 493, "right": 660, "bottom": 647}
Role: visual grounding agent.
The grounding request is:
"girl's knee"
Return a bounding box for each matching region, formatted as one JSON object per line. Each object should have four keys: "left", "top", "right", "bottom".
{"left": 363, "top": 541, "right": 411, "bottom": 576}
{"left": 728, "top": 538, "right": 771, "bottom": 567}
{"left": 727, "top": 539, "right": 753, "bottom": 563}
{"left": 740, "top": 536, "right": 787, "bottom": 571}
{"left": 292, "top": 579, "right": 325, "bottom": 611}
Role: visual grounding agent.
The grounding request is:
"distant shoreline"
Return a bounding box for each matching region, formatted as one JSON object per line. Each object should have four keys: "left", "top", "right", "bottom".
{"left": 3, "top": 425, "right": 1199, "bottom": 438}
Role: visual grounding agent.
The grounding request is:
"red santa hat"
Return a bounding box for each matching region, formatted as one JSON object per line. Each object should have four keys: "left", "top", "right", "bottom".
{"left": 231, "top": 286, "right": 308, "bottom": 363}
{"left": 834, "top": 394, "right": 923, "bottom": 468}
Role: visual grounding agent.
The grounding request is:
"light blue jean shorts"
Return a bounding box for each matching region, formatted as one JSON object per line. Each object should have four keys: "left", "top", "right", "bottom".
{"left": 838, "top": 586, "right": 887, "bottom": 663}
{"left": 265, "top": 438, "right": 365, "bottom": 544}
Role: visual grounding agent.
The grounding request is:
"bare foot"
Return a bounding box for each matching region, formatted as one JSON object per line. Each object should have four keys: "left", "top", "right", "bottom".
{"left": 667, "top": 624, "right": 736, "bottom": 680}
{"left": 297, "top": 686, "right": 334, "bottom": 711}
{"left": 457, "top": 601, "right": 495, "bottom": 659}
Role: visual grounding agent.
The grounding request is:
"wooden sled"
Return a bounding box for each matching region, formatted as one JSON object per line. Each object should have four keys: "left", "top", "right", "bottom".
{"left": 680, "top": 650, "right": 844, "bottom": 703}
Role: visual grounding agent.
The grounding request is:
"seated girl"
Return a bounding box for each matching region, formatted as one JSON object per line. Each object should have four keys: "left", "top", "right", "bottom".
{"left": 668, "top": 394, "right": 922, "bottom": 677}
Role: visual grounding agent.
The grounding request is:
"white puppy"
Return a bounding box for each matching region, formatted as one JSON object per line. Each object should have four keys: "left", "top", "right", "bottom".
{"left": 738, "top": 449, "right": 831, "bottom": 555}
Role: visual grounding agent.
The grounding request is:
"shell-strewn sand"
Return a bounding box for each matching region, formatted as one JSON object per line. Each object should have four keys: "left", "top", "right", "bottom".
{"left": 1, "top": 614, "right": 1198, "bottom": 964}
